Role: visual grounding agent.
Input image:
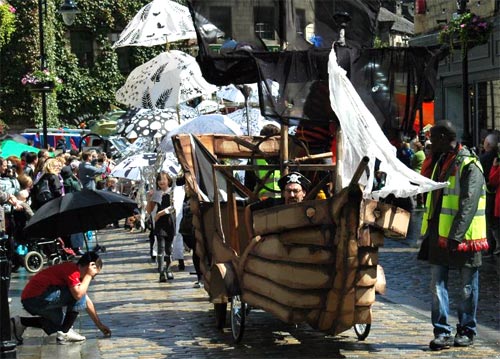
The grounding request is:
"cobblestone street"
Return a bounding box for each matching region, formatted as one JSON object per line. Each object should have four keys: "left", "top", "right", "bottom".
{"left": 6, "top": 217, "right": 500, "bottom": 358}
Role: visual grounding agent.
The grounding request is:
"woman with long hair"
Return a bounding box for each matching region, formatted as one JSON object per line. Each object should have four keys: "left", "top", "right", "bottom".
{"left": 146, "top": 172, "right": 176, "bottom": 282}
{"left": 32, "top": 158, "right": 64, "bottom": 210}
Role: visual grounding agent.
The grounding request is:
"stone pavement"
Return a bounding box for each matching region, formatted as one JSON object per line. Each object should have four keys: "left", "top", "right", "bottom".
{"left": 6, "top": 221, "right": 500, "bottom": 359}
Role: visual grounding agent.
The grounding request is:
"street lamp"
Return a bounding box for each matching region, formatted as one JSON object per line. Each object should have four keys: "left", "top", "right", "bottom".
{"left": 0, "top": 2, "right": 81, "bottom": 357}
{"left": 58, "top": 0, "right": 80, "bottom": 26}
{"left": 38, "top": 0, "right": 80, "bottom": 149}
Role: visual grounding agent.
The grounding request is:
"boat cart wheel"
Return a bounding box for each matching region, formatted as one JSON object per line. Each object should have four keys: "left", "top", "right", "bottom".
{"left": 214, "top": 303, "right": 227, "bottom": 330}
{"left": 49, "top": 256, "right": 62, "bottom": 266}
{"left": 24, "top": 251, "right": 44, "bottom": 273}
{"left": 230, "top": 295, "right": 246, "bottom": 343}
{"left": 354, "top": 323, "right": 371, "bottom": 341}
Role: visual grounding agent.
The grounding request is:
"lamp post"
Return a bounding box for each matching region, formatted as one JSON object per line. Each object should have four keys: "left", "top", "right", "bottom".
{"left": 0, "top": 2, "right": 81, "bottom": 357}
{"left": 37, "top": 0, "right": 80, "bottom": 149}
{"left": 457, "top": 0, "right": 472, "bottom": 147}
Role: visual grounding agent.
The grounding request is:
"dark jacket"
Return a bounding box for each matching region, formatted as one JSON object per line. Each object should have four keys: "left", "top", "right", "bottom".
{"left": 32, "top": 173, "right": 63, "bottom": 209}
{"left": 419, "top": 147, "right": 484, "bottom": 267}
{"left": 153, "top": 192, "right": 175, "bottom": 238}
{"left": 61, "top": 166, "right": 82, "bottom": 193}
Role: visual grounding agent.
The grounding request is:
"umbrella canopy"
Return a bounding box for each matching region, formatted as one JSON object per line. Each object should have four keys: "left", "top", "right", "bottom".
{"left": 216, "top": 82, "right": 279, "bottom": 105}
{"left": 0, "top": 139, "right": 43, "bottom": 158}
{"left": 112, "top": 0, "right": 196, "bottom": 48}
{"left": 161, "top": 151, "right": 182, "bottom": 178}
{"left": 0, "top": 134, "right": 28, "bottom": 144}
{"left": 216, "top": 84, "right": 245, "bottom": 103}
{"left": 158, "top": 114, "right": 243, "bottom": 152}
{"left": 116, "top": 106, "right": 199, "bottom": 139}
{"left": 24, "top": 189, "right": 137, "bottom": 238}
{"left": 195, "top": 99, "right": 223, "bottom": 115}
{"left": 111, "top": 152, "right": 158, "bottom": 181}
{"left": 227, "top": 108, "right": 280, "bottom": 136}
{"left": 115, "top": 50, "right": 216, "bottom": 110}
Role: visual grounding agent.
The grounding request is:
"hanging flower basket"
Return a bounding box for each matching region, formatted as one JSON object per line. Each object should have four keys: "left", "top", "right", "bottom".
{"left": 21, "top": 69, "right": 63, "bottom": 93}
{"left": 438, "top": 12, "right": 492, "bottom": 58}
{"left": 27, "top": 81, "right": 56, "bottom": 93}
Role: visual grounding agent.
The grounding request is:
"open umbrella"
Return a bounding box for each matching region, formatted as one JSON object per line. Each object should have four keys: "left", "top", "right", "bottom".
{"left": 158, "top": 114, "right": 243, "bottom": 152}
{"left": 112, "top": 0, "right": 224, "bottom": 48}
{"left": 216, "top": 82, "right": 279, "bottom": 105}
{"left": 195, "top": 99, "right": 223, "bottom": 115}
{"left": 227, "top": 108, "right": 280, "bottom": 136}
{"left": 116, "top": 106, "right": 199, "bottom": 139}
{"left": 115, "top": 50, "right": 216, "bottom": 110}
{"left": 216, "top": 84, "right": 246, "bottom": 103}
{"left": 112, "top": 0, "right": 196, "bottom": 48}
{"left": 111, "top": 152, "right": 158, "bottom": 181}
{"left": 0, "top": 139, "right": 43, "bottom": 158}
{"left": 24, "top": 189, "right": 137, "bottom": 238}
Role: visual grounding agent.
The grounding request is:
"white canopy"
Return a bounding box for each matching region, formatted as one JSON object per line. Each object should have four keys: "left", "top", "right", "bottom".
{"left": 328, "top": 49, "right": 447, "bottom": 199}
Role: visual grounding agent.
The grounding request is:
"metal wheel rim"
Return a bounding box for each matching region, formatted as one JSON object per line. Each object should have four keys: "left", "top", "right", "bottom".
{"left": 25, "top": 251, "right": 44, "bottom": 273}
{"left": 50, "top": 257, "right": 62, "bottom": 266}
{"left": 230, "top": 295, "right": 245, "bottom": 343}
{"left": 354, "top": 323, "right": 371, "bottom": 340}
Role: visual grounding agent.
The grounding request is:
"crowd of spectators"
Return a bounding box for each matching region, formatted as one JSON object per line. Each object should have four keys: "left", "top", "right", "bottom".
{"left": 0, "top": 147, "right": 116, "bottom": 266}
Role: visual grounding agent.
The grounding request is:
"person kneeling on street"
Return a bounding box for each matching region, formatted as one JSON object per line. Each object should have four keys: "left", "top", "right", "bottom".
{"left": 11, "top": 251, "right": 111, "bottom": 344}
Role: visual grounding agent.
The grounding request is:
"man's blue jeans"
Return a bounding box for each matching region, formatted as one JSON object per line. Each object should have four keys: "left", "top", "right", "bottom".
{"left": 22, "top": 286, "right": 87, "bottom": 335}
{"left": 430, "top": 264, "right": 479, "bottom": 337}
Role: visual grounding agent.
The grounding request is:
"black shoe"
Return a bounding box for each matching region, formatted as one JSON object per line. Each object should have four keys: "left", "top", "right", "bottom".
{"left": 429, "top": 335, "right": 453, "bottom": 351}
{"left": 178, "top": 260, "right": 185, "bottom": 271}
{"left": 166, "top": 271, "right": 174, "bottom": 280}
{"left": 159, "top": 273, "right": 167, "bottom": 282}
{"left": 454, "top": 334, "right": 474, "bottom": 347}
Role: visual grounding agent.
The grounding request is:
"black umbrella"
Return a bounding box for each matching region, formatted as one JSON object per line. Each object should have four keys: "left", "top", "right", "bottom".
{"left": 24, "top": 189, "right": 137, "bottom": 238}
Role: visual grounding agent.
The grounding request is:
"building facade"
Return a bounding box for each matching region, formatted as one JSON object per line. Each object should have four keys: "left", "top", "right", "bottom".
{"left": 410, "top": 0, "right": 500, "bottom": 148}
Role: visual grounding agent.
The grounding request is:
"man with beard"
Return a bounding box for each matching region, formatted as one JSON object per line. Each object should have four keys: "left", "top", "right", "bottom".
{"left": 250, "top": 172, "right": 311, "bottom": 211}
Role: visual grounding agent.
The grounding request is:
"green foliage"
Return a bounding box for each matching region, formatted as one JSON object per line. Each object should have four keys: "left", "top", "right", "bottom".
{"left": 0, "top": 0, "right": 153, "bottom": 130}
{"left": 0, "top": 2, "right": 16, "bottom": 49}
{"left": 438, "top": 13, "right": 492, "bottom": 58}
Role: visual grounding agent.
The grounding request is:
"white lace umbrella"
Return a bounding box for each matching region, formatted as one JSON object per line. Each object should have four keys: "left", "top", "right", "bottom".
{"left": 227, "top": 107, "right": 280, "bottom": 136}
{"left": 216, "top": 82, "right": 280, "bottom": 105}
{"left": 161, "top": 151, "right": 182, "bottom": 178}
{"left": 115, "top": 50, "right": 216, "bottom": 110}
{"left": 110, "top": 153, "right": 158, "bottom": 181}
{"left": 116, "top": 106, "right": 199, "bottom": 139}
{"left": 216, "top": 84, "right": 246, "bottom": 103}
{"left": 112, "top": 0, "right": 196, "bottom": 48}
{"left": 158, "top": 114, "right": 243, "bottom": 152}
{"left": 195, "top": 99, "right": 223, "bottom": 114}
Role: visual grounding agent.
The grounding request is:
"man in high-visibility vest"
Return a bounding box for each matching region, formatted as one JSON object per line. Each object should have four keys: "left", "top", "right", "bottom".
{"left": 418, "top": 121, "right": 488, "bottom": 351}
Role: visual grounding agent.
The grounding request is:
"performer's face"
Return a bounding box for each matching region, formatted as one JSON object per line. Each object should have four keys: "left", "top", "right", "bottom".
{"left": 284, "top": 183, "right": 305, "bottom": 204}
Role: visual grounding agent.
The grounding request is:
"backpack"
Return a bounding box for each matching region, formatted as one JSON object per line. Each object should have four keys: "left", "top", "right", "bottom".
{"left": 34, "top": 177, "right": 54, "bottom": 206}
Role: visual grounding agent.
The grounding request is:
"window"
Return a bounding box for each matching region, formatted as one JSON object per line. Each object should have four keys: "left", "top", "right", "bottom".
{"left": 210, "top": 6, "right": 232, "bottom": 39}
{"left": 254, "top": 6, "right": 275, "bottom": 40}
{"left": 70, "top": 31, "right": 94, "bottom": 68}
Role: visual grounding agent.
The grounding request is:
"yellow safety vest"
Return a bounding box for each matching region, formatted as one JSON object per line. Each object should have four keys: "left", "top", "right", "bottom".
{"left": 421, "top": 153, "right": 487, "bottom": 251}
{"left": 256, "top": 158, "right": 280, "bottom": 199}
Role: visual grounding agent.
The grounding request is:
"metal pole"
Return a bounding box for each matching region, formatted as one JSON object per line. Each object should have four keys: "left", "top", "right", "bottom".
{"left": 457, "top": 0, "right": 472, "bottom": 147}
{"left": 38, "top": 0, "right": 48, "bottom": 149}
{"left": 461, "top": 48, "right": 471, "bottom": 147}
